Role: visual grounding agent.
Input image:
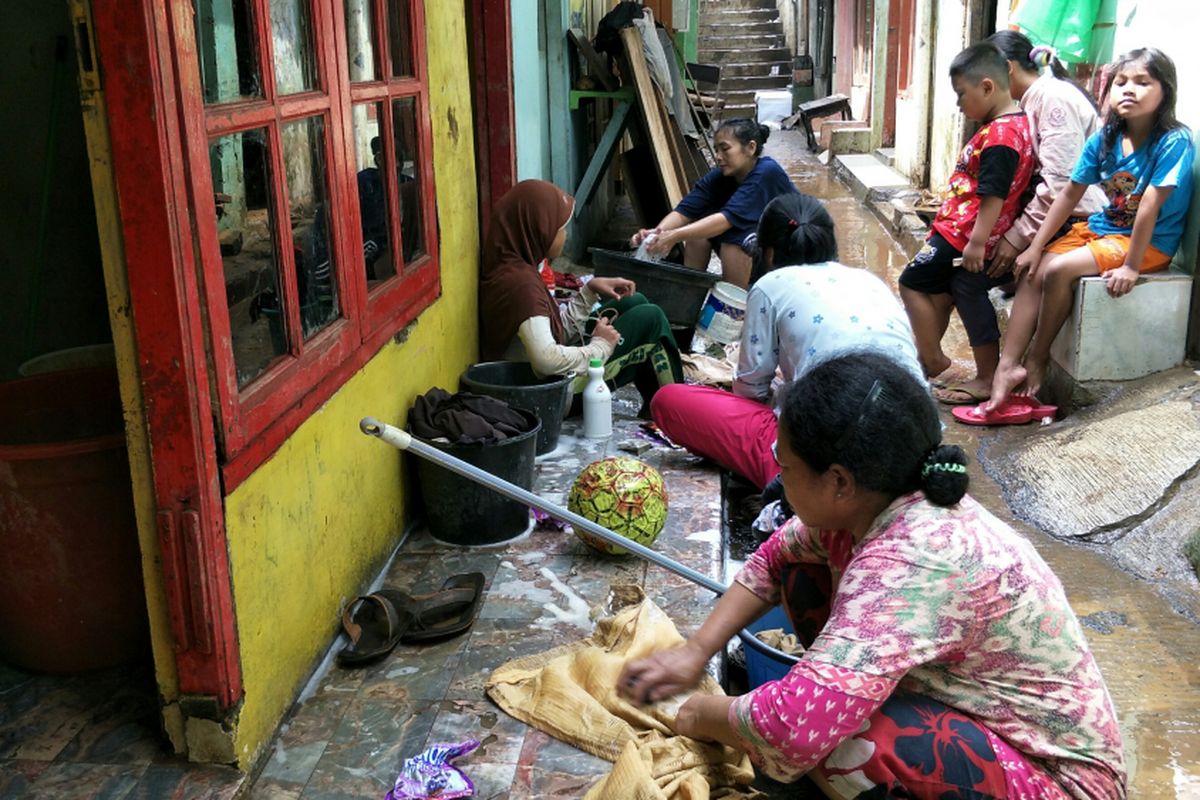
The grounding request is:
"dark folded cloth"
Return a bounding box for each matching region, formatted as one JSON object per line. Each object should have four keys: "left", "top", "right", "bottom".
{"left": 409, "top": 387, "right": 534, "bottom": 444}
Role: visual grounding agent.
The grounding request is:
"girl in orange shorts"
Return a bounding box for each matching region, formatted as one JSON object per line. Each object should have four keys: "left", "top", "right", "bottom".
{"left": 987, "top": 47, "right": 1194, "bottom": 412}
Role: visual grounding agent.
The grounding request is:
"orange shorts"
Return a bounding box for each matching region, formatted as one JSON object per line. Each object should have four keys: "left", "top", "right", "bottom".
{"left": 1046, "top": 221, "right": 1172, "bottom": 273}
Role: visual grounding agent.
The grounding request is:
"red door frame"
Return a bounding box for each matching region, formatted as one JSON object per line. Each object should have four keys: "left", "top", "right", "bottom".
{"left": 91, "top": 0, "right": 242, "bottom": 707}
{"left": 883, "top": 0, "right": 900, "bottom": 146}
{"left": 468, "top": 0, "right": 516, "bottom": 229}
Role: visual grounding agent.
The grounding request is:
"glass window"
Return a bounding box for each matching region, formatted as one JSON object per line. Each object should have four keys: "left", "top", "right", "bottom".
{"left": 351, "top": 102, "right": 395, "bottom": 282}
{"left": 386, "top": 0, "right": 414, "bottom": 77}
{"left": 345, "top": 0, "right": 381, "bottom": 82}
{"left": 271, "top": 0, "right": 318, "bottom": 94}
{"left": 281, "top": 116, "right": 340, "bottom": 338}
{"left": 195, "top": 0, "right": 263, "bottom": 103}
{"left": 209, "top": 128, "right": 285, "bottom": 387}
{"left": 392, "top": 97, "right": 425, "bottom": 264}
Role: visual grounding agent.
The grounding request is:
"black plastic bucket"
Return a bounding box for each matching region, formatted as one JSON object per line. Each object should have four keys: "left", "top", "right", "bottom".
{"left": 411, "top": 408, "right": 541, "bottom": 545}
{"left": 460, "top": 362, "right": 571, "bottom": 455}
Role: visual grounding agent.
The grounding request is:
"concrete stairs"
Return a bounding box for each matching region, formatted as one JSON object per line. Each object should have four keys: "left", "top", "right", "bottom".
{"left": 697, "top": 0, "right": 791, "bottom": 121}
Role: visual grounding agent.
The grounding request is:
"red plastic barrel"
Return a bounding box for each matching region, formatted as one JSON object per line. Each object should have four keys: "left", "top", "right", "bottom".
{"left": 0, "top": 367, "right": 149, "bottom": 673}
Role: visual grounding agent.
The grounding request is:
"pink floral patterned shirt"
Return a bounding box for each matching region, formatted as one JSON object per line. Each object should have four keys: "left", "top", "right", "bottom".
{"left": 728, "top": 492, "right": 1126, "bottom": 799}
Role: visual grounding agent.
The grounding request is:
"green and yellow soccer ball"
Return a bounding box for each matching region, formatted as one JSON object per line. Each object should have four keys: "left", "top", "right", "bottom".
{"left": 567, "top": 456, "right": 668, "bottom": 555}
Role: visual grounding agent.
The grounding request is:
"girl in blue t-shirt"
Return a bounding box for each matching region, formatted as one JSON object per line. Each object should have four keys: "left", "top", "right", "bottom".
{"left": 631, "top": 118, "right": 798, "bottom": 288}
{"left": 985, "top": 47, "right": 1194, "bottom": 413}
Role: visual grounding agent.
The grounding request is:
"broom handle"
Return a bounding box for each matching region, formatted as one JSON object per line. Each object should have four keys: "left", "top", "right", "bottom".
{"left": 360, "top": 417, "right": 728, "bottom": 596}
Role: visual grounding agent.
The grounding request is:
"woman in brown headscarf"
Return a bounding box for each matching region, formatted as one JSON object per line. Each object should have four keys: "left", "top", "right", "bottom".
{"left": 480, "top": 180, "right": 683, "bottom": 407}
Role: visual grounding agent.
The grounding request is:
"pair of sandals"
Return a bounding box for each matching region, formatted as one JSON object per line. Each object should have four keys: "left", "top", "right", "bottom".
{"left": 336, "top": 572, "right": 486, "bottom": 666}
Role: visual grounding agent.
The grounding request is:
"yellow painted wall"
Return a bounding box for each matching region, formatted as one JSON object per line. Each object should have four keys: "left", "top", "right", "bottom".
{"left": 223, "top": 7, "right": 480, "bottom": 768}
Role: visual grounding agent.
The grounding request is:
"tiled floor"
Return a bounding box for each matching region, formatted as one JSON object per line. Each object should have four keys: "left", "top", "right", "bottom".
{"left": 247, "top": 390, "right": 759, "bottom": 799}
{"left": 0, "top": 660, "right": 243, "bottom": 798}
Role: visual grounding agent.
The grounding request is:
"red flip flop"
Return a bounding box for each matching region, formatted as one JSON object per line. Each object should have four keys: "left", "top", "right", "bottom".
{"left": 952, "top": 396, "right": 1058, "bottom": 426}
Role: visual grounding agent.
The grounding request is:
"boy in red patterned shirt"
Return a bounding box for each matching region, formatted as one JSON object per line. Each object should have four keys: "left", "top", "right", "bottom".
{"left": 899, "top": 42, "right": 1035, "bottom": 403}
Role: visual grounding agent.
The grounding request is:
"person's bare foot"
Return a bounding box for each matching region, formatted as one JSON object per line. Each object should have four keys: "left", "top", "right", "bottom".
{"left": 923, "top": 353, "right": 953, "bottom": 381}
{"left": 1019, "top": 358, "right": 1046, "bottom": 400}
{"left": 933, "top": 377, "right": 991, "bottom": 405}
{"left": 987, "top": 362, "right": 1027, "bottom": 412}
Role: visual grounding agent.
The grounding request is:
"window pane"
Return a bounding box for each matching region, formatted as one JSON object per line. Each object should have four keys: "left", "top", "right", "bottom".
{"left": 282, "top": 116, "right": 341, "bottom": 338}
{"left": 351, "top": 102, "right": 395, "bottom": 283}
{"left": 209, "top": 129, "right": 285, "bottom": 387}
{"left": 345, "top": 0, "right": 381, "bottom": 82}
{"left": 392, "top": 97, "right": 425, "bottom": 263}
{"left": 386, "top": 0, "right": 414, "bottom": 77}
{"left": 195, "top": 0, "right": 263, "bottom": 103}
{"left": 271, "top": 0, "right": 318, "bottom": 94}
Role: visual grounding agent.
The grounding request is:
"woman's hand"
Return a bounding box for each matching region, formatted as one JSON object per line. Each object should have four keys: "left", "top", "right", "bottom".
{"left": 987, "top": 238, "right": 1021, "bottom": 277}
{"left": 1102, "top": 264, "right": 1139, "bottom": 297}
{"left": 587, "top": 276, "right": 636, "bottom": 300}
{"left": 960, "top": 240, "right": 986, "bottom": 273}
{"left": 645, "top": 229, "right": 677, "bottom": 259}
{"left": 617, "top": 642, "right": 708, "bottom": 705}
{"left": 1013, "top": 246, "right": 1042, "bottom": 280}
{"left": 630, "top": 228, "right": 660, "bottom": 248}
{"left": 591, "top": 317, "right": 620, "bottom": 347}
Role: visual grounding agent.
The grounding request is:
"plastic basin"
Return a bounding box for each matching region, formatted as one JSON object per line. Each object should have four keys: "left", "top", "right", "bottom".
{"left": 738, "top": 605, "right": 801, "bottom": 688}
{"left": 410, "top": 407, "right": 541, "bottom": 546}
{"left": 589, "top": 248, "right": 719, "bottom": 327}
{"left": 460, "top": 361, "right": 570, "bottom": 455}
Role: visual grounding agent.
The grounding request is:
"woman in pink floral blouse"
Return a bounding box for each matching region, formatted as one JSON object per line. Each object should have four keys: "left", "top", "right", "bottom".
{"left": 618, "top": 352, "right": 1125, "bottom": 799}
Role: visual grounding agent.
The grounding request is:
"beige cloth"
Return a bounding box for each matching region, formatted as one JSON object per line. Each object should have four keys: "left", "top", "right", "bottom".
{"left": 485, "top": 593, "right": 756, "bottom": 799}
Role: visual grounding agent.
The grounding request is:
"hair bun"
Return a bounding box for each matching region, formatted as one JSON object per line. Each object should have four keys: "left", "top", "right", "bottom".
{"left": 1029, "top": 44, "right": 1056, "bottom": 68}
{"left": 919, "top": 444, "right": 969, "bottom": 506}
{"left": 759, "top": 123, "right": 771, "bottom": 144}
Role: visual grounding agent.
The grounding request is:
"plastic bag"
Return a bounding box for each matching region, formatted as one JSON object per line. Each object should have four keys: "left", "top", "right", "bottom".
{"left": 1010, "top": 0, "right": 1102, "bottom": 64}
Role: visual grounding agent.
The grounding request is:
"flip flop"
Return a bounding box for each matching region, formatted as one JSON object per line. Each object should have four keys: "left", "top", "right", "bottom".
{"left": 952, "top": 396, "right": 1058, "bottom": 426}
{"left": 378, "top": 572, "right": 486, "bottom": 644}
{"left": 933, "top": 384, "right": 990, "bottom": 405}
{"left": 337, "top": 593, "right": 415, "bottom": 666}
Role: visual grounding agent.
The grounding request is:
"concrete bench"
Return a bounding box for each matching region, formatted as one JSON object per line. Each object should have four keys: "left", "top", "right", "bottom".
{"left": 1050, "top": 266, "right": 1194, "bottom": 381}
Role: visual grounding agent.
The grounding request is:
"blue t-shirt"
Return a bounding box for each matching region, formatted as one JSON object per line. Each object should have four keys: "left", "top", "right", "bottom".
{"left": 674, "top": 156, "right": 798, "bottom": 246}
{"left": 1071, "top": 127, "right": 1195, "bottom": 255}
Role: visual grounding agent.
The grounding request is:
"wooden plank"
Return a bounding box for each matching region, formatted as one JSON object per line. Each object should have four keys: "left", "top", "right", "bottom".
{"left": 567, "top": 28, "right": 617, "bottom": 92}
{"left": 619, "top": 27, "right": 687, "bottom": 207}
{"left": 574, "top": 100, "right": 633, "bottom": 210}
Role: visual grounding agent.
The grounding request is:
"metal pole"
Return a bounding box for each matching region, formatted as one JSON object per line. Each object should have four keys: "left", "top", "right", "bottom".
{"left": 360, "top": 417, "right": 728, "bottom": 596}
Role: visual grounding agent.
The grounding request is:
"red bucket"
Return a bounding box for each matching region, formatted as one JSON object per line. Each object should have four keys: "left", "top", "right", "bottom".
{"left": 0, "top": 367, "right": 148, "bottom": 673}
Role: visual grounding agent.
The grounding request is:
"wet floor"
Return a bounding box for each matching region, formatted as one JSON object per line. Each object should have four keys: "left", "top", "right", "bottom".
{"left": 3, "top": 128, "right": 1196, "bottom": 798}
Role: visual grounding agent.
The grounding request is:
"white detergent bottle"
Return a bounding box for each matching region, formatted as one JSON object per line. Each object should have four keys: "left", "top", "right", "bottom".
{"left": 582, "top": 358, "right": 612, "bottom": 439}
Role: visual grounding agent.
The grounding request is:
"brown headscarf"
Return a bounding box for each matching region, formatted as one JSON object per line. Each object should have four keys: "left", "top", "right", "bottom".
{"left": 479, "top": 180, "right": 574, "bottom": 361}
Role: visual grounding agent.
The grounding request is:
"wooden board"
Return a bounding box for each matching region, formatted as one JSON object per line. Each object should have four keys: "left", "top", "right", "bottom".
{"left": 619, "top": 27, "right": 688, "bottom": 208}
{"left": 567, "top": 28, "right": 618, "bottom": 92}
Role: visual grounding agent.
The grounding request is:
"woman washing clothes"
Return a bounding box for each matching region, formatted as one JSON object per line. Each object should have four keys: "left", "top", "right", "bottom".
{"left": 650, "top": 194, "right": 923, "bottom": 491}
{"left": 479, "top": 180, "right": 683, "bottom": 406}
{"left": 631, "top": 118, "right": 798, "bottom": 289}
{"left": 620, "top": 352, "right": 1125, "bottom": 799}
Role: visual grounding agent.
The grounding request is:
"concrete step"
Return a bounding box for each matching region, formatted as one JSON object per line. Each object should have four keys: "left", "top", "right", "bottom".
{"left": 832, "top": 152, "right": 912, "bottom": 202}
{"left": 698, "top": 21, "right": 781, "bottom": 35}
{"left": 700, "top": 0, "right": 778, "bottom": 10}
{"left": 698, "top": 47, "right": 791, "bottom": 64}
{"left": 717, "top": 60, "right": 792, "bottom": 78}
{"left": 698, "top": 32, "right": 785, "bottom": 50}
{"left": 700, "top": 8, "right": 780, "bottom": 24}
{"left": 720, "top": 74, "right": 792, "bottom": 92}
{"left": 874, "top": 147, "right": 896, "bottom": 167}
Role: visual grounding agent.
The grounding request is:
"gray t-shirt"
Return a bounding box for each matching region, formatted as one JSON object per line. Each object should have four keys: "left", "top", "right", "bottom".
{"left": 734, "top": 263, "right": 925, "bottom": 403}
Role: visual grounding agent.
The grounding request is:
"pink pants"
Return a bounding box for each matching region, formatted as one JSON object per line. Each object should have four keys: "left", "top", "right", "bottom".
{"left": 649, "top": 384, "right": 779, "bottom": 490}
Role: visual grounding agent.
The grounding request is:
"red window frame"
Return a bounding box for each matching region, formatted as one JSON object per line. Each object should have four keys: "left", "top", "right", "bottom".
{"left": 175, "top": 0, "right": 439, "bottom": 485}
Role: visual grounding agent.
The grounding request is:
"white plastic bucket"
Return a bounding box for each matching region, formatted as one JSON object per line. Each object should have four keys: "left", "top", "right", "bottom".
{"left": 695, "top": 281, "right": 747, "bottom": 345}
